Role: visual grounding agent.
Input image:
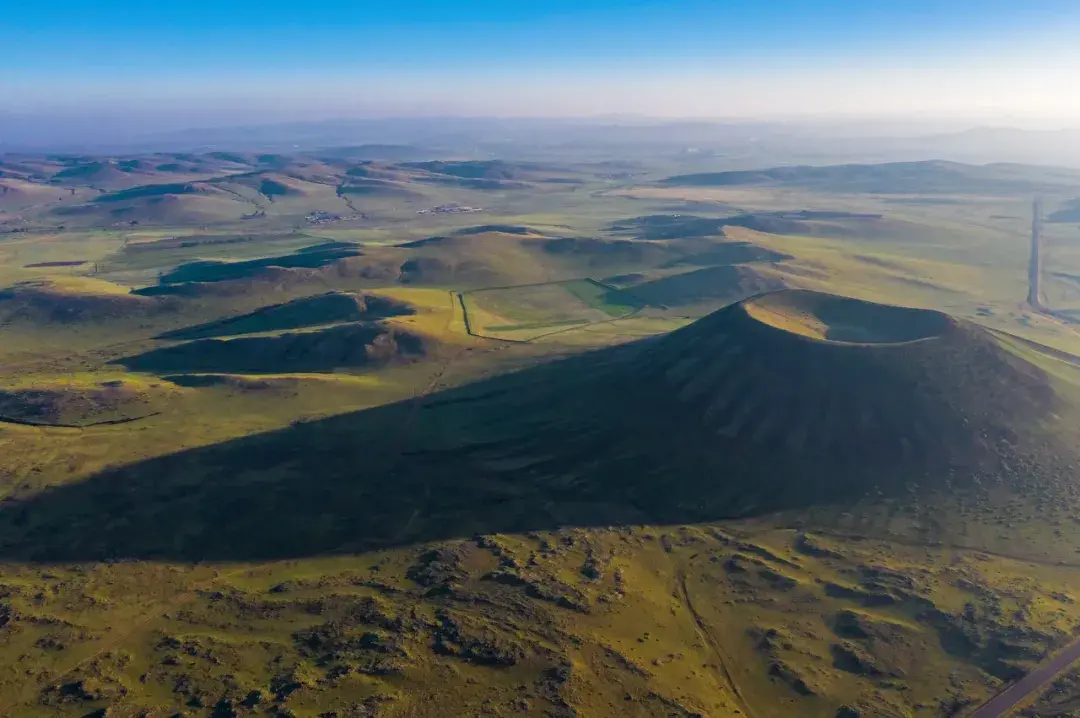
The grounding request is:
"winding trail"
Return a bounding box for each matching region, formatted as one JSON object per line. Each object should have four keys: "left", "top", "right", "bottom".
{"left": 673, "top": 566, "right": 757, "bottom": 718}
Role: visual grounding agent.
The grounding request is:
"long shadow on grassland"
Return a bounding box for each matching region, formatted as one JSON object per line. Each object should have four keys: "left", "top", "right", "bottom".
{"left": 0, "top": 343, "right": 671, "bottom": 564}
{"left": 0, "top": 297, "right": 1069, "bottom": 565}
{"left": 0, "top": 336, "right": 809, "bottom": 565}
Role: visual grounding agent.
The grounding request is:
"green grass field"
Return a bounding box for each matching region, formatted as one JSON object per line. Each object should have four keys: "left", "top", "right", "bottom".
{"left": 462, "top": 279, "right": 643, "bottom": 340}
{"left": 5, "top": 153, "right": 1080, "bottom": 716}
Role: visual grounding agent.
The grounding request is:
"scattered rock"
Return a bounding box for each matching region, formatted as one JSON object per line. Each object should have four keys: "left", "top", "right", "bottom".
{"left": 795, "top": 533, "right": 843, "bottom": 559}
{"left": 831, "top": 642, "right": 885, "bottom": 677}
{"left": 769, "top": 660, "right": 816, "bottom": 695}
{"left": 407, "top": 545, "right": 470, "bottom": 589}
{"left": 433, "top": 611, "right": 525, "bottom": 667}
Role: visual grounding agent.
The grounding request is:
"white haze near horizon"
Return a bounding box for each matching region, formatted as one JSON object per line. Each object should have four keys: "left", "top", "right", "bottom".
{"left": 4, "top": 60, "right": 1080, "bottom": 133}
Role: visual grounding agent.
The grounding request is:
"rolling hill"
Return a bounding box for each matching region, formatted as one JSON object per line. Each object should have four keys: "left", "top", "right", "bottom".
{"left": 612, "top": 263, "right": 787, "bottom": 308}
{"left": 0, "top": 178, "right": 68, "bottom": 210}
{"left": 662, "top": 160, "right": 1080, "bottom": 195}
{"left": 0, "top": 277, "right": 175, "bottom": 325}
{"left": 0, "top": 377, "right": 171, "bottom": 427}
{"left": 158, "top": 291, "right": 415, "bottom": 339}
{"left": 151, "top": 243, "right": 362, "bottom": 285}
{"left": 54, "top": 185, "right": 254, "bottom": 226}
{"left": 50, "top": 160, "right": 147, "bottom": 188}
{"left": 216, "top": 172, "right": 317, "bottom": 201}
{"left": 120, "top": 321, "right": 432, "bottom": 374}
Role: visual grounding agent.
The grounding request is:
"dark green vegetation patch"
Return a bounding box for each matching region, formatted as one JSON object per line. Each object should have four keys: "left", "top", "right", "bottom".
{"left": 159, "top": 291, "right": 414, "bottom": 339}
{"left": 148, "top": 244, "right": 361, "bottom": 285}
{"left": 612, "top": 212, "right": 881, "bottom": 239}
{"left": 120, "top": 322, "right": 428, "bottom": 374}
{"left": 94, "top": 183, "right": 199, "bottom": 203}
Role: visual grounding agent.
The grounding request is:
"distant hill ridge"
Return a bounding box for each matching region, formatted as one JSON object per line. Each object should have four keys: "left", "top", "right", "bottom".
{"left": 662, "top": 160, "right": 1080, "bottom": 194}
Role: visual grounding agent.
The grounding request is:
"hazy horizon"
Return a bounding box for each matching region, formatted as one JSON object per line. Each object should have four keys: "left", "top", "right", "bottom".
{"left": 5, "top": 0, "right": 1080, "bottom": 144}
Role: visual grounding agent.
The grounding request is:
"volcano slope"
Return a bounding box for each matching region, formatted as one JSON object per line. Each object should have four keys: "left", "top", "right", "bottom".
{"left": 2, "top": 287, "right": 1076, "bottom": 560}
{"left": 3, "top": 290, "right": 1080, "bottom": 717}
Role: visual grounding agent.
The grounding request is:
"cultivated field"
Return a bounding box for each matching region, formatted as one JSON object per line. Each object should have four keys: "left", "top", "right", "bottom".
{"left": 462, "top": 278, "right": 642, "bottom": 340}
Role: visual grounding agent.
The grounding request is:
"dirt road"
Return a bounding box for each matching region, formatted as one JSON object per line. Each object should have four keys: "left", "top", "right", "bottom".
{"left": 969, "top": 636, "right": 1080, "bottom": 717}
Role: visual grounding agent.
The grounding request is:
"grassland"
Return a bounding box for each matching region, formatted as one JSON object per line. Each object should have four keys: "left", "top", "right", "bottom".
{"left": 462, "top": 279, "right": 642, "bottom": 340}
{"left": 4, "top": 152, "right": 1080, "bottom": 716}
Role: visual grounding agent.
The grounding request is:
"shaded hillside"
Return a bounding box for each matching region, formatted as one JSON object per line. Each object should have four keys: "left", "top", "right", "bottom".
{"left": 454, "top": 225, "right": 541, "bottom": 236}
{"left": 317, "top": 144, "right": 440, "bottom": 161}
{"left": 340, "top": 162, "right": 417, "bottom": 180}
{"left": 55, "top": 190, "right": 251, "bottom": 226}
{"left": 50, "top": 161, "right": 143, "bottom": 187}
{"left": 612, "top": 212, "right": 884, "bottom": 239}
{"left": 662, "top": 240, "right": 791, "bottom": 267}
{"left": 662, "top": 160, "right": 1080, "bottom": 195}
{"left": 1049, "top": 199, "right": 1080, "bottom": 223}
{"left": 1, "top": 290, "right": 1074, "bottom": 563}
{"left": 159, "top": 292, "right": 414, "bottom": 339}
{"left": 136, "top": 256, "right": 403, "bottom": 299}
{"left": 0, "top": 380, "right": 166, "bottom": 427}
{"left": 119, "top": 232, "right": 315, "bottom": 257}
{"left": 337, "top": 176, "right": 423, "bottom": 197}
{"left": 415, "top": 176, "right": 531, "bottom": 190}
{"left": 538, "top": 236, "right": 671, "bottom": 269}
{"left": 614, "top": 213, "right": 808, "bottom": 238}
{"left": 401, "top": 160, "right": 540, "bottom": 180}
{"left": 391, "top": 233, "right": 561, "bottom": 287}
{"left": 216, "top": 172, "right": 314, "bottom": 200}
{"left": 399, "top": 160, "right": 577, "bottom": 189}
{"left": 613, "top": 264, "right": 786, "bottom": 307}
{"left": 0, "top": 278, "right": 174, "bottom": 325}
{"left": 94, "top": 182, "right": 202, "bottom": 203}
{"left": 151, "top": 244, "right": 361, "bottom": 285}
{"left": 120, "top": 322, "right": 429, "bottom": 374}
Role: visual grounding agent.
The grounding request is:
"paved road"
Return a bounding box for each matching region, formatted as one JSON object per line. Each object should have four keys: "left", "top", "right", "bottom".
{"left": 969, "top": 636, "right": 1080, "bottom": 717}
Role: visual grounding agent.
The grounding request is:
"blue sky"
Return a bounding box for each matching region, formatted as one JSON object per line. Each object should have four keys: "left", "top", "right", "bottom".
{"left": 5, "top": 0, "right": 1080, "bottom": 121}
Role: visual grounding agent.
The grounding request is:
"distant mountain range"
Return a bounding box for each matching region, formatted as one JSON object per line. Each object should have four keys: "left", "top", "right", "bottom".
{"left": 3, "top": 114, "right": 1080, "bottom": 168}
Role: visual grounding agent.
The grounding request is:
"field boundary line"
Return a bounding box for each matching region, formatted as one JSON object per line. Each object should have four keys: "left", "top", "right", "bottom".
{"left": 459, "top": 276, "right": 649, "bottom": 343}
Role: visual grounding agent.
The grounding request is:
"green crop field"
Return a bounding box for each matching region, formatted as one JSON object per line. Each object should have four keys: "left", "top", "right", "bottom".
{"left": 462, "top": 279, "right": 643, "bottom": 340}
